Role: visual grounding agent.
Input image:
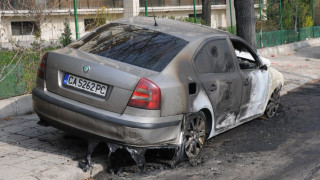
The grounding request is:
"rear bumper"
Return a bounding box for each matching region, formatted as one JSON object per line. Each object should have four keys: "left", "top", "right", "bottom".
{"left": 32, "top": 88, "right": 184, "bottom": 147}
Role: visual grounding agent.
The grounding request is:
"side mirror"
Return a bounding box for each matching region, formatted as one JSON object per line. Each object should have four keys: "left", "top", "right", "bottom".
{"left": 260, "top": 64, "right": 268, "bottom": 70}
{"left": 259, "top": 56, "right": 271, "bottom": 70}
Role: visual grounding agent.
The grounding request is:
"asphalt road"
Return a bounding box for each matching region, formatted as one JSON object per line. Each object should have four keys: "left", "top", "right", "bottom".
{"left": 93, "top": 79, "right": 320, "bottom": 180}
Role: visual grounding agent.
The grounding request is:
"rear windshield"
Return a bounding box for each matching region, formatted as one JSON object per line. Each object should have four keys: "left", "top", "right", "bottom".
{"left": 70, "top": 23, "right": 189, "bottom": 72}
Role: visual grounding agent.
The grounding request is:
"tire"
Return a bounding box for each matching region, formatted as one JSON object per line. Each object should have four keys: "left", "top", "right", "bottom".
{"left": 265, "top": 87, "right": 281, "bottom": 118}
{"left": 183, "top": 111, "right": 207, "bottom": 159}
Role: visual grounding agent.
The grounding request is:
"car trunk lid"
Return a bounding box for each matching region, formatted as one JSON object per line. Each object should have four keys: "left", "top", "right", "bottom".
{"left": 45, "top": 48, "right": 157, "bottom": 114}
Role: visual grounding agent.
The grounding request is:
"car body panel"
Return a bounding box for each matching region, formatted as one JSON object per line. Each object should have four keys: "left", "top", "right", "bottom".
{"left": 194, "top": 38, "right": 243, "bottom": 130}
{"left": 33, "top": 88, "right": 183, "bottom": 146}
{"left": 46, "top": 48, "right": 158, "bottom": 114}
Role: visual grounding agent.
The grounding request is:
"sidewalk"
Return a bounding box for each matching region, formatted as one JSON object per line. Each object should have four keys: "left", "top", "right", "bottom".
{"left": 263, "top": 45, "right": 320, "bottom": 94}
{"left": 0, "top": 43, "right": 320, "bottom": 180}
{"left": 0, "top": 113, "right": 105, "bottom": 180}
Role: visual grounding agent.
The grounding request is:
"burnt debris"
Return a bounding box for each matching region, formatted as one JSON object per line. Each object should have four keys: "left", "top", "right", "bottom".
{"left": 79, "top": 138, "right": 100, "bottom": 172}
{"left": 79, "top": 138, "right": 184, "bottom": 173}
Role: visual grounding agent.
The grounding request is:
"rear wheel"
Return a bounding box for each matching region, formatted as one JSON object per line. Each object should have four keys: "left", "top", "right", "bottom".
{"left": 184, "top": 112, "right": 206, "bottom": 159}
{"left": 265, "top": 88, "right": 281, "bottom": 118}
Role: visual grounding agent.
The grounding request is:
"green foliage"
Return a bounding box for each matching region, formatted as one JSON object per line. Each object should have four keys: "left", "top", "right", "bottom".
{"left": 299, "top": 0, "right": 313, "bottom": 28}
{"left": 178, "top": 17, "right": 206, "bottom": 25}
{"left": 282, "top": 0, "right": 294, "bottom": 30}
{"left": 60, "top": 19, "right": 73, "bottom": 47}
{"left": 303, "top": 16, "right": 314, "bottom": 27}
{"left": 0, "top": 47, "right": 58, "bottom": 97}
{"left": 259, "top": 0, "right": 315, "bottom": 31}
{"left": 84, "top": 7, "right": 119, "bottom": 31}
{"left": 227, "top": 26, "right": 237, "bottom": 34}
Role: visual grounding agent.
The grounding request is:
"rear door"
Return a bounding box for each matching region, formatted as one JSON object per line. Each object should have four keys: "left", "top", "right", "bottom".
{"left": 194, "top": 38, "right": 242, "bottom": 131}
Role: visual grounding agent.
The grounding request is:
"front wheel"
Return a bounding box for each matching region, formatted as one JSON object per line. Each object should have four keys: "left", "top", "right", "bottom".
{"left": 265, "top": 87, "right": 281, "bottom": 118}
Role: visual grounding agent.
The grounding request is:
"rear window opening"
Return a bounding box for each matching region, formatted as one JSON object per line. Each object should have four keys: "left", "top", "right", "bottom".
{"left": 70, "top": 23, "right": 189, "bottom": 72}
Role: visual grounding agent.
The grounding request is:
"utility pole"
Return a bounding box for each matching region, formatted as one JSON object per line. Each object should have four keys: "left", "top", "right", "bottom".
{"left": 280, "top": 0, "right": 283, "bottom": 44}
{"left": 193, "top": 0, "right": 197, "bottom": 23}
{"left": 229, "top": 0, "right": 233, "bottom": 34}
{"left": 145, "top": 0, "right": 148, "bottom": 16}
{"left": 73, "top": 0, "right": 79, "bottom": 40}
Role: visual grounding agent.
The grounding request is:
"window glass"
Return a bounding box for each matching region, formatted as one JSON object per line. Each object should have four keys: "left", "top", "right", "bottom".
{"left": 194, "top": 46, "right": 213, "bottom": 74}
{"left": 11, "top": 21, "right": 38, "bottom": 36}
{"left": 71, "top": 24, "right": 189, "bottom": 72}
{"left": 206, "top": 40, "right": 235, "bottom": 73}
{"left": 231, "top": 40, "right": 258, "bottom": 69}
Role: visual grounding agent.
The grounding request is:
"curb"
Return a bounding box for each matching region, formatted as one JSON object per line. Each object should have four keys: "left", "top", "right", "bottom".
{"left": 0, "top": 94, "right": 33, "bottom": 120}
{"left": 257, "top": 37, "right": 320, "bottom": 56}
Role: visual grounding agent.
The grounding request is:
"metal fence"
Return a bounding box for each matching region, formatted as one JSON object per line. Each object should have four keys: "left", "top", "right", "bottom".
{"left": 0, "top": 64, "right": 25, "bottom": 100}
{"left": 255, "top": 0, "right": 320, "bottom": 49}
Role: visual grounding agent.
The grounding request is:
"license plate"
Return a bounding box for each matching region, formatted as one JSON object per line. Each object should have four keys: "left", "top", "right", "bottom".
{"left": 63, "top": 73, "right": 108, "bottom": 97}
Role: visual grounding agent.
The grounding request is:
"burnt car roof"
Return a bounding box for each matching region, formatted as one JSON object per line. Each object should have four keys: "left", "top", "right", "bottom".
{"left": 113, "top": 17, "right": 231, "bottom": 42}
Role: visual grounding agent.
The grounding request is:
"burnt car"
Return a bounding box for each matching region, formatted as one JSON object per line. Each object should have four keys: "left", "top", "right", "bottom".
{"left": 32, "top": 17, "right": 284, "bottom": 163}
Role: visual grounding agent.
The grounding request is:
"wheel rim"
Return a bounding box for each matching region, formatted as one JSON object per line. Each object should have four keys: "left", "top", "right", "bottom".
{"left": 266, "top": 89, "right": 280, "bottom": 118}
{"left": 184, "top": 115, "right": 206, "bottom": 159}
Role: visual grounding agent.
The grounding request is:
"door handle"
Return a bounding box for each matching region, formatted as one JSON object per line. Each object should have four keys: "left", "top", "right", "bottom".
{"left": 208, "top": 84, "right": 217, "bottom": 91}
{"left": 243, "top": 78, "right": 249, "bottom": 86}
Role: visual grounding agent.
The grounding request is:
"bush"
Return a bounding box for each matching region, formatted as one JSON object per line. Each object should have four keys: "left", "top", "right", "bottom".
{"left": 60, "top": 19, "right": 73, "bottom": 47}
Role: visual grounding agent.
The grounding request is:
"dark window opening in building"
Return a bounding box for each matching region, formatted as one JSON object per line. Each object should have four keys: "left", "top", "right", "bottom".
{"left": 11, "top": 21, "right": 39, "bottom": 36}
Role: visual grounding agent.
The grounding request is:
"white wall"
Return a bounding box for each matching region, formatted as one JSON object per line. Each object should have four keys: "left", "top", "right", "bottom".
{"left": 0, "top": 1, "right": 263, "bottom": 48}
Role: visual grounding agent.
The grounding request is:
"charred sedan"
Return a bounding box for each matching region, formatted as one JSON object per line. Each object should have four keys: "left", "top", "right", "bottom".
{"left": 33, "top": 17, "right": 284, "bottom": 164}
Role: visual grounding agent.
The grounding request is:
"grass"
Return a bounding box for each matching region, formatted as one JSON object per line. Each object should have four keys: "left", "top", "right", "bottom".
{"left": 0, "top": 47, "right": 58, "bottom": 98}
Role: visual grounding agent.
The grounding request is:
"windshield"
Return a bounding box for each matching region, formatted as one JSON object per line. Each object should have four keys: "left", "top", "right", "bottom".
{"left": 70, "top": 23, "right": 189, "bottom": 72}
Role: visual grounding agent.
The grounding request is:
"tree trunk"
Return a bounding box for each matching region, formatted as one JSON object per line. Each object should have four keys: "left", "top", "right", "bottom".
{"left": 202, "top": 0, "right": 211, "bottom": 26}
{"left": 234, "top": 0, "right": 257, "bottom": 51}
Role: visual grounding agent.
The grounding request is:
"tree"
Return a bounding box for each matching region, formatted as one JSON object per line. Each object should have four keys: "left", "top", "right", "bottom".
{"left": 234, "top": 0, "right": 257, "bottom": 51}
{"left": 60, "top": 19, "right": 73, "bottom": 47}
{"left": 202, "top": 0, "right": 211, "bottom": 26}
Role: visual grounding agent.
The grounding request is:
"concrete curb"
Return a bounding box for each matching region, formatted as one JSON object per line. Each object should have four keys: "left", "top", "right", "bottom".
{"left": 258, "top": 37, "right": 320, "bottom": 56}
{"left": 0, "top": 94, "right": 33, "bottom": 120}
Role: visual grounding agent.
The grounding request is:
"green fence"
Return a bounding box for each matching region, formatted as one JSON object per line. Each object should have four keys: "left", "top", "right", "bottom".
{"left": 255, "top": 0, "right": 320, "bottom": 49}
{"left": 256, "top": 26, "right": 320, "bottom": 49}
{"left": 0, "top": 64, "right": 26, "bottom": 100}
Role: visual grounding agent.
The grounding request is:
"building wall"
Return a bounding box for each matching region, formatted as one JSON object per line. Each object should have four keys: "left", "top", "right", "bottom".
{"left": 0, "top": 1, "right": 262, "bottom": 49}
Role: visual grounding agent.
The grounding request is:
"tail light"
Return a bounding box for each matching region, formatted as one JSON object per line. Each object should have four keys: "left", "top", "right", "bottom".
{"left": 128, "top": 78, "right": 161, "bottom": 110}
{"left": 37, "top": 52, "right": 48, "bottom": 79}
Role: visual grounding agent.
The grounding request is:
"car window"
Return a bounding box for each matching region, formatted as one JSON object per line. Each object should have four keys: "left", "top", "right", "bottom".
{"left": 231, "top": 40, "right": 258, "bottom": 70}
{"left": 194, "top": 45, "right": 213, "bottom": 74}
{"left": 70, "top": 24, "right": 189, "bottom": 72}
{"left": 194, "top": 39, "right": 235, "bottom": 74}
{"left": 206, "top": 40, "right": 235, "bottom": 73}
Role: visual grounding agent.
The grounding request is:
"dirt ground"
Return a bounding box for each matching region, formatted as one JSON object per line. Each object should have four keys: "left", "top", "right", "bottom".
{"left": 89, "top": 79, "right": 320, "bottom": 180}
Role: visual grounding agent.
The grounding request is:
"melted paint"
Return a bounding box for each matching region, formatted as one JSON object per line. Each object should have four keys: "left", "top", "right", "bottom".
{"left": 216, "top": 113, "right": 236, "bottom": 129}
{"left": 238, "top": 70, "right": 269, "bottom": 121}
{"left": 191, "top": 89, "right": 215, "bottom": 138}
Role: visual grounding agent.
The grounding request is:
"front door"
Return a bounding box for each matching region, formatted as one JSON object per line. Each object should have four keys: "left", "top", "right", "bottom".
{"left": 229, "top": 39, "right": 270, "bottom": 122}
{"left": 194, "top": 38, "right": 243, "bottom": 131}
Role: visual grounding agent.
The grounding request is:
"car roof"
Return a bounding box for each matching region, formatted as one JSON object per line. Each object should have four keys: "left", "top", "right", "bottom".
{"left": 113, "top": 17, "right": 232, "bottom": 42}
